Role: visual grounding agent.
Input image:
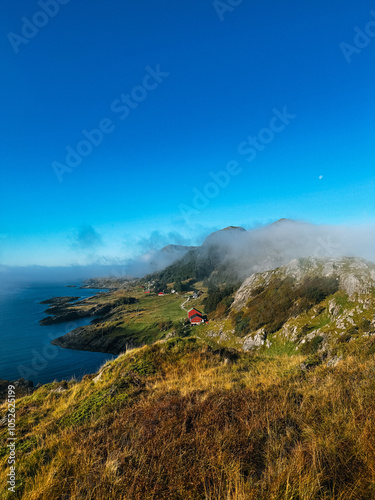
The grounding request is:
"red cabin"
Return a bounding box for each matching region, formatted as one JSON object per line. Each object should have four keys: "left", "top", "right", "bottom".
{"left": 190, "top": 314, "right": 205, "bottom": 325}
{"left": 188, "top": 308, "right": 203, "bottom": 319}
{"left": 187, "top": 308, "right": 207, "bottom": 324}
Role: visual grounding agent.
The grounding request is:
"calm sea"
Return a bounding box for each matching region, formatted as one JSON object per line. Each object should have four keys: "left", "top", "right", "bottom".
{"left": 0, "top": 282, "right": 116, "bottom": 385}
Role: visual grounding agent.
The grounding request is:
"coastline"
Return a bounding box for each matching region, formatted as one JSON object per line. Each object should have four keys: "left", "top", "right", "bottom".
{"left": 0, "top": 282, "right": 118, "bottom": 385}
{"left": 51, "top": 325, "right": 136, "bottom": 355}
{"left": 41, "top": 280, "right": 140, "bottom": 355}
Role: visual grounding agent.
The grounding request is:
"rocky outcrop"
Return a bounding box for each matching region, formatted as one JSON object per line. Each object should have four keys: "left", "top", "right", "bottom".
{"left": 233, "top": 257, "right": 375, "bottom": 311}
{"left": 81, "top": 278, "right": 136, "bottom": 289}
{"left": 40, "top": 303, "right": 114, "bottom": 326}
{"left": 229, "top": 256, "right": 375, "bottom": 353}
{"left": 40, "top": 296, "right": 79, "bottom": 306}
{"left": 242, "top": 329, "right": 268, "bottom": 351}
{"left": 51, "top": 324, "right": 139, "bottom": 355}
{"left": 326, "top": 356, "right": 343, "bottom": 368}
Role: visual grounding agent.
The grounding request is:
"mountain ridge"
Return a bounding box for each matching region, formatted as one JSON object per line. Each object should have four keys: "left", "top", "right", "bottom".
{"left": 147, "top": 219, "right": 354, "bottom": 286}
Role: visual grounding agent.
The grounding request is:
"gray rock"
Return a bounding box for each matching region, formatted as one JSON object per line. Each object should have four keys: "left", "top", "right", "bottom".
{"left": 327, "top": 356, "right": 343, "bottom": 368}
{"left": 328, "top": 299, "right": 340, "bottom": 317}
{"left": 242, "top": 329, "right": 266, "bottom": 351}
{"left": 233, "top": 257, "right": 375, "bottom": 311}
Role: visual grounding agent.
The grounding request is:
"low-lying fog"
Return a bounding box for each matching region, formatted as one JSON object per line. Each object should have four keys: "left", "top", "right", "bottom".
{"left": 1, "top": 220, "right": 374, "bottom": 294}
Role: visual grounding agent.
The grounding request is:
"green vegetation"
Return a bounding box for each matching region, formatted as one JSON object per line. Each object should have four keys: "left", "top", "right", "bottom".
{"left": 7, "top": 257, "right": 375, "bottom": 498}
{"left": 300, "top": 335, "right": 324, "bottom": 355}
{"left": 171, "top": 278, "right": 192, "bottom": 293}
{"left": 52, "top": 286, "right": 191, "bottom": 352}
{"left": 203, "top": 283, "right": 238, "bottom": 316}
{"left": 150, "top": 249, "right": 218, "bottom": 283}
{"left": 3, "top": 336, "right": 375, "bottom": 499}
{"left": 232, "top": 275, "right": 339, "bottom": 337}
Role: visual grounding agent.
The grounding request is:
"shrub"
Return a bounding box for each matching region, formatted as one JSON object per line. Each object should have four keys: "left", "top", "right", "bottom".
{"left": 303, "top": 353, "right": 322, "bottom": 369}
{"left": 250, "top": 285, "right": 266, "bottom": 297}
{"left": 115, "top": 297, "right": 137, "bottom": 306}
{"left": 358, "top": 318, "right": 372, "bottom": 333}
{"left": 300, "top": 335, "right": 324, "bottom": 355}
{"left": 158, "top": 320, "right": 173, "bottom": 332}
{"left": 174, "top": 321, "right": 191, "bottom": 338}
{"left": 203, "top": 284, "right": 237, "bottom": 315}
{"left": 347, "top": 326, "right": 359, "bottom": 336}
{"left": 298, "top": 276, "right": 339, "bottom": 304}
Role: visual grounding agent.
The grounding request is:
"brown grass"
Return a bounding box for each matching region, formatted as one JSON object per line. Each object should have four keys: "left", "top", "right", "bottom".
{"left": 2, "top": 337, "right": 375, "bottom": 499}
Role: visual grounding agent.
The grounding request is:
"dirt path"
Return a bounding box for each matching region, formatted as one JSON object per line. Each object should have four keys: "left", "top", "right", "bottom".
{"left": 180, "top": 297, "right": 190, "bottom": 311}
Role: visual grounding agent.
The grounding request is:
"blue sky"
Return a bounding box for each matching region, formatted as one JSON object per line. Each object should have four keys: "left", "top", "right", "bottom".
{"left": 1, "top": 0, "right": 374, "bottom": 266}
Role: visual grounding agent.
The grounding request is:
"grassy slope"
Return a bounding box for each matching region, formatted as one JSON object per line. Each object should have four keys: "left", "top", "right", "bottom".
{"left": 3, "top": 273, "right": 375, "bottom": 499}
{"left": 86, "top": 281, "right": 208, "bottom": 350}
{"left": 197, "top": 286, "right": 375, "bottom": 358}
{"left": 104, "top": 292, "right": 187, "bottom": 345}
{"left": 51, "top": 286, "right": 192, "bottom": 350}
{"left": 2, "top": 336, "right": 375, "bottom": 499}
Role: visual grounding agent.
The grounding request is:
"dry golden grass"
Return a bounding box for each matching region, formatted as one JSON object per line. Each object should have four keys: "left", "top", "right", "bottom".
{"left": 2, "top": 337, "right": 375, "bottom": 499}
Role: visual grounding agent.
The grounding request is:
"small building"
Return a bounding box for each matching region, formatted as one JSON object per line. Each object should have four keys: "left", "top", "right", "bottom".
{"left": 192, "top": 292, "right": 198, "bottom": 299}
{"left": 145, "top": 290, "right": 151, "bottom": 294}
{"left": 158, "top": 292, "right": 165, "bottom": 296}
{"left": 188, "top": 308, "right": 203, "bottom": 319}
{"left": 190, "top": 313, "right": 205, "bottom": 325}
{"left": 187, "top": 308, "right": 207, "bottom": 324}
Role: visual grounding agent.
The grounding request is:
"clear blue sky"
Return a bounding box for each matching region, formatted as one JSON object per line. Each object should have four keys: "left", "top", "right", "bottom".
{"left": 1, "top": 0, "right": 374, "bottom": 266}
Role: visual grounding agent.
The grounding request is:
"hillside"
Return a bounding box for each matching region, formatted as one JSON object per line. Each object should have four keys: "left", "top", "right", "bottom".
{"left": 49, "top": 285, "right": 193, "bottom": 354}
{"left": 3, "top": 334, "right": 375, "bottom": 499}
{"left": 44, "top": 256, "right": 375, "bottom": 361}
{"left": 3, "top": 253, "right": 375, "bottom": 498}
{"left": 233, "top": 256, "right": 375, "bottom": 309}
{"left": 198, "top": 257, "right": 375, "bottom": 355}
{"left": 148, "top": 226, "right": 248, "bottom": 285}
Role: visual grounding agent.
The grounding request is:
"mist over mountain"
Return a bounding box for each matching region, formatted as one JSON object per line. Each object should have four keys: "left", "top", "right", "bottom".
{"left": 2, "top": 220, "right": 375, "bottom": 295}
{"left": 150, "top": 220, "right": 375, "bottom": 285}
{"left": 120, "top": 243, "right": 196, "bottom": 277}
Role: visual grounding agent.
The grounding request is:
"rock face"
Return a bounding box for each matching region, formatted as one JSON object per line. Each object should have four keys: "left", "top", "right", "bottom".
{"left": 232, "top": 257, "right": 375, "bottom": 311}
{"left": 51, "top": 324, "right": 137, "bottom": 355}
{"left": 231, "top": 256, "right": 375, "bottom": 353}
{"left": 326, "top": 356, "right": 343, "bottom": 368}
{"left": 242, "top": 329, "right": 267, "bottom": 351}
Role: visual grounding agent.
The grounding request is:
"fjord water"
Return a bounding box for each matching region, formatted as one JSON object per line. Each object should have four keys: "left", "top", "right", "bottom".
{"left": 0, "top": 283, "right": 116, "bottom": 384}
